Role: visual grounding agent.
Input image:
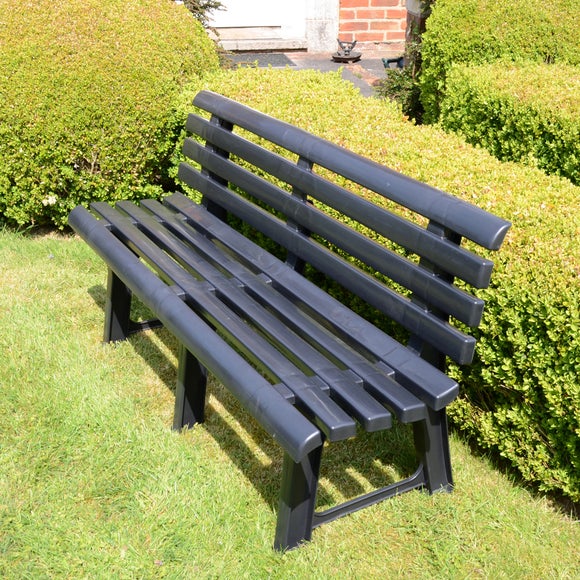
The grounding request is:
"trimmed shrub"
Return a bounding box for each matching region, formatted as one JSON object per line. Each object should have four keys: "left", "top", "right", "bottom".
{"left": 376, "top": 39, "right": 424, "bottom": 123}
{"left": 420, "top": 0, "right": 580, "bottom": 123}
{"left": 0, "top": 0, "right": 219, "bottom": 228}
{"left": 440, "top": 63, "right": 580, "bottom": 185}
{"left": 188, "top": 67, "right": 580, "bottom": 502}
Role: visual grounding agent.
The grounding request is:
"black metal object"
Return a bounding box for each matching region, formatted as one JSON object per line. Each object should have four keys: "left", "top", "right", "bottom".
{"left": 68, "top": 90, "right": 510, "bottom": 551}
{"left": 332, "top": 39, "right": 362, "bottom": 63}
{"left": 383, "top": 56, "right": 404, "bottom": 69}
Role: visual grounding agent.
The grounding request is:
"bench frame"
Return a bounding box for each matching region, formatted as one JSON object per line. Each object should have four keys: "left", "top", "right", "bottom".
{"left": 69, "top": 91, "right": 510, "bottom": 550}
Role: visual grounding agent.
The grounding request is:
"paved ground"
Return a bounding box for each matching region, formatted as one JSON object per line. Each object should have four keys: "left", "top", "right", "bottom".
{"left": 225, "top": 50, "right": 402, "bottom": 97}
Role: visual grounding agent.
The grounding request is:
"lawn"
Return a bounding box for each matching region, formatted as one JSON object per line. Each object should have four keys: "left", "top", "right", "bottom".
{"left": 1, "top": 227, "right": 578, "bottom": 578}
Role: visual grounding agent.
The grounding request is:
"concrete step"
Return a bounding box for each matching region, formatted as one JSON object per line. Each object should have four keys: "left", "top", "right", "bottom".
{"left": 211, "top": 27, "right": 307, "bottom": 52}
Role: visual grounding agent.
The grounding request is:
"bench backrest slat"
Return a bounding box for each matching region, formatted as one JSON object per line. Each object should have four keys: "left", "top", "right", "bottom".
{"left": 186, "top": 115, "right": 494, "bottom": 289}
{"left": 191, "top": 91, "right": 510, "bottom": 250}
{"left": 180, "top": 143, "right": 485, "bottom": 329}
{"left": 180, "top": 91, "right": 510, "bottom": 365}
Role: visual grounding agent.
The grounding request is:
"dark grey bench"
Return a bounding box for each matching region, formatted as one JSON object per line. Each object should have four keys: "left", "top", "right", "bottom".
{"left": 69, "top": 90, "right": 510, "bottom": 550}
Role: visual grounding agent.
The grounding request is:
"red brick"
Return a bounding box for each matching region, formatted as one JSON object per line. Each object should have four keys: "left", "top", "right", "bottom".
{"left": 338, "top": 32, "right": 355, "bottom": 42}
{"left": 385, "top": 30, "right": 406, "bottom": 41}
{"left": 370, "top": 0, "right": 400, "bottom": 6}
{"left": 340, "top": 0, "right": 370, "bottom": 8}
{"left": 357, "top": 9, "right": 387, "bottom": 20}
{"left": 386, "top": 8, "right": 407, "bottom": 19}
{"left": 371, "top": 20, "right": 401, "bottom": 31}
{"left": 339, "top": 9, "right": 356, "bottom": 20}
{"left": 340, "top": 20, "right": 369, "bottom": 32}
{"left": 355, "top": 31, "right": 387, "bottom": 42}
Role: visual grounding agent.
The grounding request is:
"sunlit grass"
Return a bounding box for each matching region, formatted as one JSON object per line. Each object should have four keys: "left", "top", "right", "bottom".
{"left": 1, "top": 228, "right": 578, "bottom": 578}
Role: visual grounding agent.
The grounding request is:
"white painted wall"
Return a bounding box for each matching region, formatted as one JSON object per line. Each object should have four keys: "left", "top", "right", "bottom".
{"left": 211, "top": 0, "right": 306, "bottom": 40}
{"left": 210, "top": 0, "right": 339, "bottom": 52}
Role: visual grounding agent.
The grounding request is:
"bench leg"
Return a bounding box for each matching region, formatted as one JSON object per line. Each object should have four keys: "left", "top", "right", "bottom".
{"left": 104, "top": 269, "right": 132, "bottom": 342}
{"left": 274, "top": 445, "right": 323, "bottom": 551}
{"left": 413, "top": 407, "right": 454, "bottom": 494}
{"left": 173, "top": 344, "right": 207, "bottom": 429}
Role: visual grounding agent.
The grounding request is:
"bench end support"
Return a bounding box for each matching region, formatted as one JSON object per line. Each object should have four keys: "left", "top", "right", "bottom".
{"left": 274, "top": 446, "right": 323, "bottom": 551}
{"left": 173, "top": 345, "right": 208, "bottom": 430}
{"left": 104, "top": 269, "right": 133, "bottom": 342}
{"left": 413, "top": 408, "right": 454, "bottom": 494}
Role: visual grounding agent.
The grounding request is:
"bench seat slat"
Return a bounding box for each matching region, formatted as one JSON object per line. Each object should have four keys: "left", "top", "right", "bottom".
{"left": 94, "top": 204, "right": 361, "bottom": 439}
{"left": 176, "top": 165, "right": 477, "bottom": 365}
{"left": 140, "top": 199, "right": 427, "bottom": 424}
{"left": 93, "top": 201, "right": 401, "bottom": 440}
{"left": 184, "top": 139, "right": 485, "bottom": 327}
{"left": 185, "top": 117, "right": 494, "bottom": 289}
{"left": 165, "top": 192, "right": 460, "bottom": 411}
{"left": 192, "top": 91, "right": 511, "bottom": 251}
{"left": 68, "top": 205, "right": 323, "bottom": 463}
{"left": 117, "top": 201, "right": 394, "bottom": 433}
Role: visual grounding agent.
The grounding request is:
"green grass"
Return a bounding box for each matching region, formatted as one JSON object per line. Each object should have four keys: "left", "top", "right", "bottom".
{"left": 1, "top": 228, "right": 578, "bottom": 578}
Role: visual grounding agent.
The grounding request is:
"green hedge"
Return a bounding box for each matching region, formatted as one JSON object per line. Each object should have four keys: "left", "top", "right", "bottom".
{"left": 420, "top": 0, "right": 580, "bottom": 123}
{"left": 0, "top": 0, "right": 219, "bottom": 228}
{"left": 186, "top": 67, "right": 580, "bottom": 502}
{"left": 440, "top": 63, "right": 580, "bottom": 185}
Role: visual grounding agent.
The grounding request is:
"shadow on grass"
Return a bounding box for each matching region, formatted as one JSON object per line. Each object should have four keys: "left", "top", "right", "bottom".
{"left": 87, "top": 284, "right": 422, "bottom": 515}
{"left": 202, "top": 380, "right": 418, "bottom": 512}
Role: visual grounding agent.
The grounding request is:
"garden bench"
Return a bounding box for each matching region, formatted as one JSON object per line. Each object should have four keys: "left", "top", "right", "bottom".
{"left": 68, "top": 90, "right": 510, "bottom": 550}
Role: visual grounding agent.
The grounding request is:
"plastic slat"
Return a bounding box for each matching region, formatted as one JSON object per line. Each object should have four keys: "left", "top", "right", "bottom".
{"left": 185, "top": 117, "right": 494, "bottom": 288}
{"left": 192, "top": 91, "right": 511, "bottom": 250}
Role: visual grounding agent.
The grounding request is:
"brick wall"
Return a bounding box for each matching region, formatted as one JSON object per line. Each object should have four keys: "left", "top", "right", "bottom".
{"left": 339, "top": 0, "right": 406, "bottom": 51}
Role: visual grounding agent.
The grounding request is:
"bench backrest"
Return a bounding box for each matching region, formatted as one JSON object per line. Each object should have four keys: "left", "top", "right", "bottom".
{"left": 178, "top": 91, "right": 510, "bottom": 367}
